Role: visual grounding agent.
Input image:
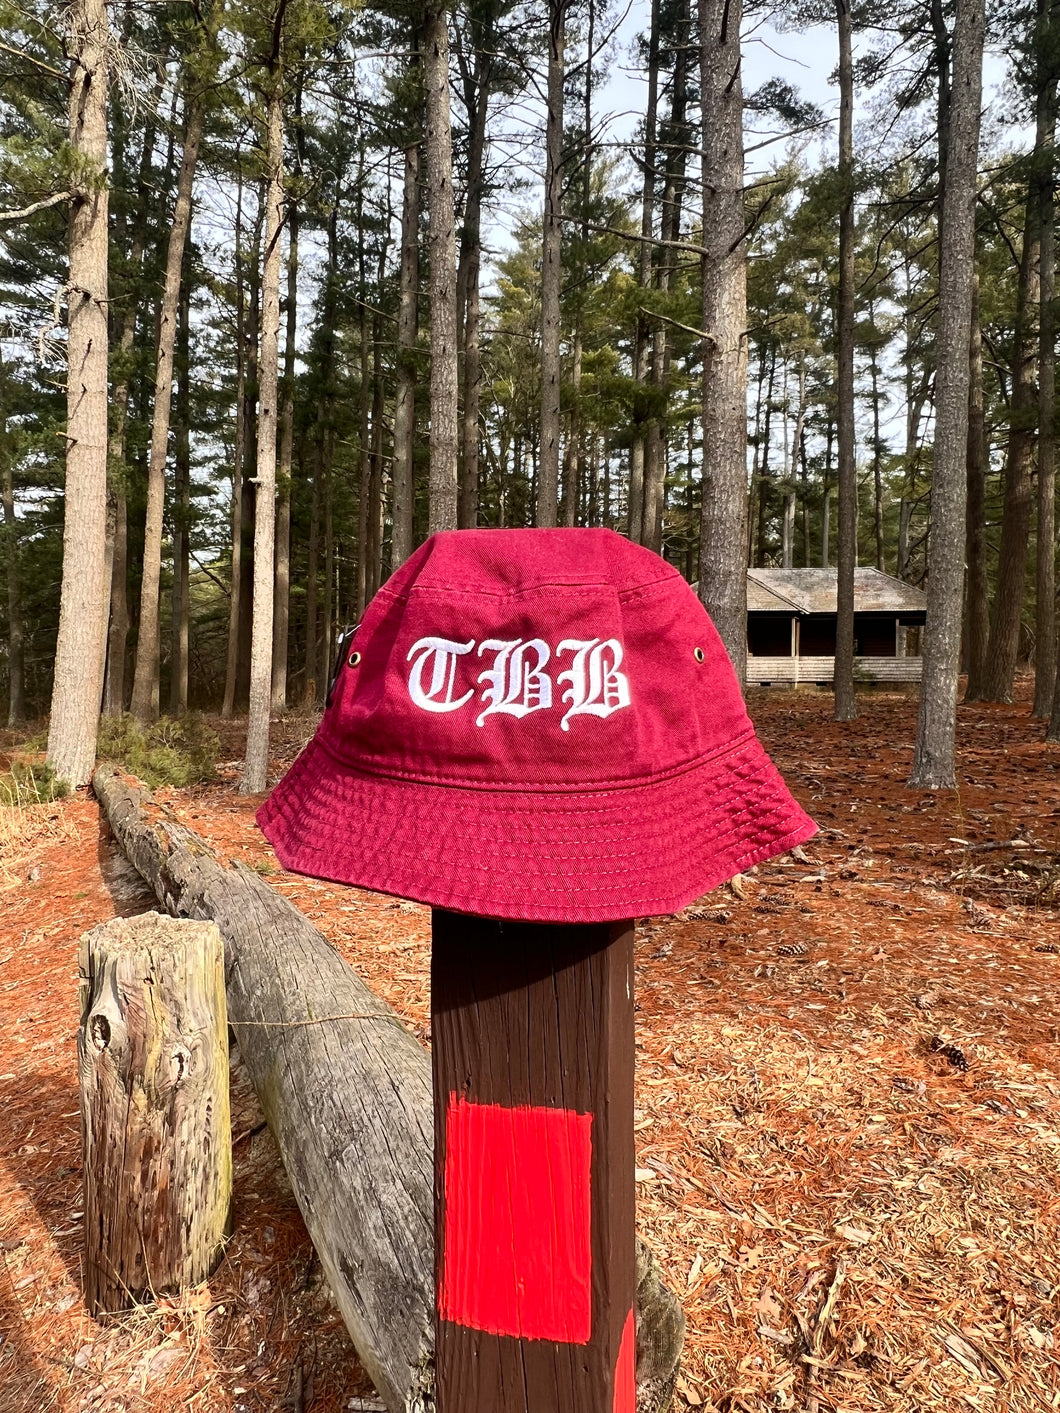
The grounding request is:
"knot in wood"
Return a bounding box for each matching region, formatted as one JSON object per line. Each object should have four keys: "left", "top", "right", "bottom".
{"left": 170, "top": 1045, "right": 191, "bottom": 1086}
{"left": 89, "top": 1013, "right": 111, "bottom": 1051}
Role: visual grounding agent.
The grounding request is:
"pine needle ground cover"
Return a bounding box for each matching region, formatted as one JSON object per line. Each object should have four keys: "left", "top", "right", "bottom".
{"left": 1, "top": 687, "right": 1058, "bottom": 1413}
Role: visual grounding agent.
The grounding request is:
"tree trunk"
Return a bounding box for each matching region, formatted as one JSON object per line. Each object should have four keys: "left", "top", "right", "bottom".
{"left": 643, "top": 14, "right": 687, "bottom": 559}
{"left": 393, "top": 138, "right": 421, "bottom": 571}
{"left": 369, "top": 309, "right": 385, "bottom": 597}
{"left": 169, "top": 265, "right": 191, "bottom": 716}
{"left": 630, "top": 0, "right": 661, "bottom": 547}
{"left": 235, "top": 188, "right": 265, "bottom": 714}
{"left": 357, "top": 280, "right": 370, "bottom": 617}
{"left": 1035, "top": 0, "right": 1058, "bottom": 716}
{"left": 756, "top": 345, "right": 775, "bottom": 567}
{"left": 781, "top": 492, "right": 795, "bottom": 570}
{"left": 303, "top": 466, "right": 320, "bottom": 706}
{"left": 0, "top": 345, "right": 24, "bottom": 724}
{"left": 104, "top": 88, "right": 162, "bottom": 718}
{"left": 821, "top": 419, "right": 834, "bottom": 568}
{"left": 834, "top": 0, "right": 857, "bottom": 722}
{"left": 537, "top": 0, "right": 567, "bottom": 528}
{"left": 92, "top": 764, "right": 686, "bottom": 1413}
{"left": 222, "top": 176, "right": 248, "bottom": 720}
{"left": 48, "top": 0, "right": 109, "bottom": 786}
{"left": 320, "top": 443, "right": 335, "bottom": 694}
{"left": 782, "top": 361, "right": 805, "bottom": 573}
{"left": 910, "top": 0, "right": 985, "bottom": 788}
{"left": 425, "top": 3, "right": 459, "bottom": 533}
{"left": 564, "top": 330, "right": 583, "bottom": 528}
{"left": 964, "top": 273, "right": 989, "bottom": 695}
{"left": 272, "top": 202, "right": 298, "bottom": 713}
{"left": 130, "top": 93, "right": 204, "bottom": 722}
{"left": 976, "top": 188, "right": 1040, "bottom": 702}
{"left": 78, "top": 913, "right": 231, "bottom": 1315}
{"left": 697, "top": 0, "right": 748, "bottom": 681}
{"left": 456, "top": 32, "right": 489, "bottom": 534}
{"left": 869, "top": 329, "right": 885, "bottom": 571}
{"left": 242, "top": 70, "right": 284, "bottom": 795}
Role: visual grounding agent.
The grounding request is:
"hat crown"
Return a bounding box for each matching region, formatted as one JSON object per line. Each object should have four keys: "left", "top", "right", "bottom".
{"left": 320, "top": 528, "right": 753, "bottom": 791}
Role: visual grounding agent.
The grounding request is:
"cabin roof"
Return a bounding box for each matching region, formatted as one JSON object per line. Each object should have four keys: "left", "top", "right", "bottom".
{"left": 746, "top": 568, "right": 928, "bottom": 616}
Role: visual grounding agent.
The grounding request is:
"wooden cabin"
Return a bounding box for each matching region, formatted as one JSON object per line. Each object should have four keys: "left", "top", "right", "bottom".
{"left": 746, "top": 568, "right": 928, "bottom": 686}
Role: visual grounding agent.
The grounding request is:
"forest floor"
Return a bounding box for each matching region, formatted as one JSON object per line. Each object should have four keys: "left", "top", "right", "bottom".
{"left": 1, "top": 683, "right": 1059, "bottom": 1413}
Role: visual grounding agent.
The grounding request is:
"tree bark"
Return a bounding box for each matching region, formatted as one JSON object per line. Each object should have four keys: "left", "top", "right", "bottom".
{"left": 964, "top": 272, "right": 989, "bottom": 695}
{"left": 104, "top": 85, "right": 162, "bottom": 718}
{"left": 976, "top": 188, "right": 1040, "bottom": 702}
{"left": 48, "top": 0, "right": 109, "bottom": 786}
{"left": 644, "top": 8, "right": 688, "bottom": 558}
{"left": 78, "top": 913, "right": 231, "bottom": 1315}
{"left": 456, "top": 27, "right": 489, "bottom": 534}
{"left": 393, "top": 138, "right": 421, "bottom": 571}
{"left": 242, "top": 66, "right": 284, "bottom": 795}
{"left": 868, "top": 327, "right": 885, "bottom": 571}
{"left": 756, "top": 344, "right": 776, "bottom": 567}
{"left": 320, "top": 441, "right": 335, "bottom": 693}
{"left": 235, "top": 187, "right": 265, "bottom": 713}
{"left": 834, "top": 0, "right": 857, "bottom": 722}
{"left": 0, "top": 345, "right": 24, "bottom": 724}
{"left": 698, "top": 0, "right": 747, "bottom": 681}
{"left": 272, "top": 201, "right": 298, "bottom": 713}
{"left": 537, "top": 0, "right": 567, "bottom": 528}
{"left": 1035, "top": 0, "right": 1058, "bottom": 717}
{"left": 169, "top": 264, "right": 191, "bottom": 716}
{"left": 425, "top": 3, "right": 459, "bottom": 533}
{"left": 92, "top": 764, "right": 686, "bottom": 1413}
{"left": 222, "top": 175, "right": 248, "bottom": 720}
{"left": 356, "top": 261, "right": 370, "bottom": 617}
{"left": 369, "top": 306, "right": 385, "bottom": 597}
{"left": 130, "top": 92, "right": 203, "bottom": 722}
{"left": 303, "top": 465, "right": 320, "bottom": 705}
{"left": 910, "top": 0, "right": 985, "bottom": 788}
{"left": 630, "top": 0, "right": 661, "bottom": 547}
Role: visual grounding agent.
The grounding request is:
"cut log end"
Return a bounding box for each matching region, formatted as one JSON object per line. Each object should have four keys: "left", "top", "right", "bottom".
{"left": 79, "top": 912, "right": 232, "bottom": 1316}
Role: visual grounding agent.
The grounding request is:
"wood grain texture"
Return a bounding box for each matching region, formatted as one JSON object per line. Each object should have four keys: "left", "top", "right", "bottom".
{"left": 78, "top": 913, "right": 231, "bottom": 1314}
{"left": 92, "top": 764, "right": 682, "bottom": 1413}
{"left": 432, "top": 913, "right": 635, "bottom": 1413}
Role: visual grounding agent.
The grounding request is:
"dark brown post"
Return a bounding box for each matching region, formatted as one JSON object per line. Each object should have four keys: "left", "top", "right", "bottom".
{"left": 431, "top": 911, "right": 636, "bottom": 1413}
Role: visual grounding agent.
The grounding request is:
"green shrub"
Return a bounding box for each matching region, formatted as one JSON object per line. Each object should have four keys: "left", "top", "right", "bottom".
{"left": 0, "top": 757, "right": 71, "bottom": 805}
{"left": 97, "top": 714, "right": 219, "bottom": 788}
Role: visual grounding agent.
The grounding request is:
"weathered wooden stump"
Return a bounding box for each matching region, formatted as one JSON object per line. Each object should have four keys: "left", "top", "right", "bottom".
{"left": 432, "top": 912, "right": 636, "bottom": 1413}
{"left": 78, "top": 912, "right": 232, "bottom": 1315}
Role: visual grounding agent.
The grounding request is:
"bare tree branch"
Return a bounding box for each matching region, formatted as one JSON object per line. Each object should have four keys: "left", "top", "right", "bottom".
{"left": 0, "top": 190, "right": 72, "bottom": 224}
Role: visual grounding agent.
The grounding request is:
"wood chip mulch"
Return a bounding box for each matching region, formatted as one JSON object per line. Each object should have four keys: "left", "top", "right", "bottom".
{"left": 1, "top": 682, "right": 1058, "bottom": 1412}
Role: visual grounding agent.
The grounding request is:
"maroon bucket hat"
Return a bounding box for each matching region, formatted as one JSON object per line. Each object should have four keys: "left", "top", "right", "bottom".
{"left": 257, "top": 528, "right": 816, "bottom": 923}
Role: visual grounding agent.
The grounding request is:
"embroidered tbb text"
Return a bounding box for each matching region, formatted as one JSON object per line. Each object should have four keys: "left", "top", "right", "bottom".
{"left": 406, "top": 636, "right": 631, "bottom": 729}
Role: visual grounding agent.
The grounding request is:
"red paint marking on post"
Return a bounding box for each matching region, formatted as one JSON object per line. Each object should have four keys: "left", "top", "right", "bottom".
{"left": 612, "top": 1307, "right": 636, "bottom": 1413}
{"left": 439, "top": 1095, "right": 593, "bottom": 1343}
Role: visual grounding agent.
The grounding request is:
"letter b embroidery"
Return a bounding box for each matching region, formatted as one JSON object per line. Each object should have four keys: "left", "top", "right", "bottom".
{"left": 476, "top": 639, "right": 553, "bottom": 726}
{"left": 557, "top": 639, "right": 631, "bottom": 732}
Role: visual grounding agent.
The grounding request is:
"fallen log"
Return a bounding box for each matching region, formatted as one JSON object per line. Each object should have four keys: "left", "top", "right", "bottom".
{"left": 92, "top": 763, "right": 684, "bottom": 1413}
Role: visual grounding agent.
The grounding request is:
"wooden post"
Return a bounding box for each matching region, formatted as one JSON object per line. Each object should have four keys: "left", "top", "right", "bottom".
{"left": 431, "top": 911, "right": 636, "bottom": 1413}
{"left": 78, "top": 913, "right": 232, "bottom": 1315}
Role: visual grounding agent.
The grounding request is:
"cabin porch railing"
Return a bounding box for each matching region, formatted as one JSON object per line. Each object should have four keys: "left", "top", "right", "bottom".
{"left": 746, "top": 655, "right": 922, "bottom": 686}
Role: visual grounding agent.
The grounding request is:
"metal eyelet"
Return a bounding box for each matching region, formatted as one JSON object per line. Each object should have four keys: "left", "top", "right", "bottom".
{"left": 693, "top": 646, "right": 705, "bottom": 663}
{"left": 348, "top": 651, "right": 362, "bottom": 668}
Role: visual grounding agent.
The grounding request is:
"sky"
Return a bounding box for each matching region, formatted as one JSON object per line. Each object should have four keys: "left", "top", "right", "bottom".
{"left": 482, "top": 2, "right": 1017, "bottom": 254}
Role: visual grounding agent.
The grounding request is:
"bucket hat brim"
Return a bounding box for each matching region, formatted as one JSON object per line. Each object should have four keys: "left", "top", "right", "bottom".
{"left": 256, "top": 729, "right": 817, "bottom": 924}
